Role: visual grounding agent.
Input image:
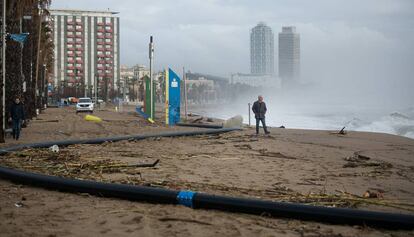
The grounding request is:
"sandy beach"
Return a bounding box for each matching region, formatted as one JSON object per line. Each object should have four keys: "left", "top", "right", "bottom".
{"left": 0, "top": 105, "right": 413, "bottom": 237}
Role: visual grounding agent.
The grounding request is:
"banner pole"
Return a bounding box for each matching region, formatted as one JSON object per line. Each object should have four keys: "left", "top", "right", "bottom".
{"left": 165, "top": 68, "right": 169, "bottom": 126}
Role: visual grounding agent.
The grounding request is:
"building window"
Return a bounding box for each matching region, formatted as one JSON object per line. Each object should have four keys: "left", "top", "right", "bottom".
{"left": 97, "top": 17, "right": 103, "bottom": 23}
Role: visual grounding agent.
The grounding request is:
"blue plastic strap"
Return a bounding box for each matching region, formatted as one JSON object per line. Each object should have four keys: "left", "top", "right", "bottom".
{"left": 177, "top": 190, "right": 195, "bottom": 208}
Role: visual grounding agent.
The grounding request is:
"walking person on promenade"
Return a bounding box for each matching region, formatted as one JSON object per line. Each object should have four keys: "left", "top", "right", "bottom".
{"left": 252, "top": 95, "right": 270, "bottom": 135}
{"left": 9, "top": 97, "right": 25, "bottom": 140}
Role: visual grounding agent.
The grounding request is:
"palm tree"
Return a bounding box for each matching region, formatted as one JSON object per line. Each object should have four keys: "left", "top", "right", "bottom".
{"left": 0, "top": 0, "right": 53, "bottom": 142}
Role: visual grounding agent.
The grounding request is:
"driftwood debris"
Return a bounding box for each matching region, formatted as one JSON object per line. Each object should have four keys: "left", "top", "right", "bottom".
{"left": 190, "top": 117, "right": 203, "bottom": 123}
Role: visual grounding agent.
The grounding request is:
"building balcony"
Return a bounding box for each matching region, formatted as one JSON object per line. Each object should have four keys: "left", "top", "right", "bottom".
{"left": 67, "top": 27, "right": 74, "bottom": 31}
{"left": 67, "top": 21, "right": 74, "bottom": 25}
{"left": 105, "top": 47, "right": 113, "bottom": 52}
{"left": 97, "top": 41, "right": 104, "bottom": 45}
{"left": 77, "top": 73, "right": 84, "bottom": 76}
{"left": 105, "top": 41, "right": 113, "bottom": 45}
{"left": 67, "top": 52, "right": 74, "bottom": 57}
{"left": 97, "top": 59, "right": 105, "bottom": 64}
{"left": 105, "top": 35, "right": 113, "bottom": 39}
{"left": 67, "top": 72, "right": 75, "bottom": 77}
{"left": 97, "top": 53, "right": 105, "bottom": 58}
{"left": 75, "top": 34, "right": 83, "bottom": 38}
{"left": 67, "top": 59, "right": 75, "bottom": 63}
{"left": 67, "top": 66, "right": 75, "bottom": 70}
{"left": 97, "top": 66, "right": 104, "bottom": 70}
{"left": 75, "top": 21, "right": 83, "bottom": 25}
{"left": 75, "top": 59, "right": 83, "bottom": 64}
{"left": 97, "top": 73, "right": 105, "bottom": 77}
{"left": 67, "top": 34, "right": 75, "bottom": 38}
{"left": 106, "top": 60, "right": 113, "bottom": 64}
{"left": 97, "top": 28, "right": 105, "bottom": 33}
{"left": 105, "top": 28, "right": 113, "bottom": 33}
{"left": 75, "top": 47, "right": 84, "bottom": 51}
{"left": 97, "top": 35, "right": 104, "bottom": 39}
{"left": 105, "top": 22, "right": 113, "bottom": 26}
{"left": 75, "top": 27, "right": 83, "bottom": 31}
{"left": 97, "top": 22, "right": 104, "bottom": 26}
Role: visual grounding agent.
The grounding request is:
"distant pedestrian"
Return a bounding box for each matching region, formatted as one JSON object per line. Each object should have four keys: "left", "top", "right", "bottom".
{"left": 252, "top": 95, "right": 270, "bottom": 135}
{"left": 9, "top": 97, "right": 25, "bottom": 140}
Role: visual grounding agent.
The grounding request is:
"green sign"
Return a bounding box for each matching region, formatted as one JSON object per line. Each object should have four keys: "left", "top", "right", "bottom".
{"left": 144, "top": 75, "right": 155, "bottom": 119}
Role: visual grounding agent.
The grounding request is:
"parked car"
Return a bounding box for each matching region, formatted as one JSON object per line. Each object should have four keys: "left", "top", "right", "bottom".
{"left": 76, "top": 97, "right": 94, "bottom": 113}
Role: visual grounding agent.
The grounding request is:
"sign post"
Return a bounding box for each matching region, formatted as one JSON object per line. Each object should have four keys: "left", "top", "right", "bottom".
{"left": 165, "top": 68, "right": 181, "bottom": 126}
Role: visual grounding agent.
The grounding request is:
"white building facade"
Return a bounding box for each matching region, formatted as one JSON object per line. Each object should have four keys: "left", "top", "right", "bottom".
{"left": 250, "top": 22, "right": 274, "bottom": 75}
{"left": 278, "top": 26, "right": 300, "bottom": 86}
{"left": 50, "top": 9, "right": 120, "bottom": 97}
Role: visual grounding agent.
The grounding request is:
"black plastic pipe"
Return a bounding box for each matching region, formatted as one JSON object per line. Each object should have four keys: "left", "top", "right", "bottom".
{"left": 0, "top": 166, "right": 413, "bottom": 229}
{"left": 0, "top": 128, "right": 413, "bottom": 229}
{"left": 176, "top": 122, "right": 223, "bottom": 129}
{"left": 0, "top": 128, "right": 238, "bottom": 155}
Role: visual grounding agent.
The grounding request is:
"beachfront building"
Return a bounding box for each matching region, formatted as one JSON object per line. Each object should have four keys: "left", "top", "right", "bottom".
{"left": 230, "top": 73, "right": 281, "bottom": 88}
{"left": 250, "top": 22, "right": 274, "bottom": 75}
{"left": 50, "top": 9, "right": 120, "bottom": 99}
{"left": 186, "top": 77, "right": 217, "bottom": 104}
{"left": 278, "top": 26, "right": 300, "bottom": 87}
{"left": 133, "top": 64, "right": 150, "bottom": 80}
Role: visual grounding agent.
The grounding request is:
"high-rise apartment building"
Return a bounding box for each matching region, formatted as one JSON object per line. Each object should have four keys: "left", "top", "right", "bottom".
{"left": 250, "top": 22, "right": 274, "bottom": 75}
{"left": 278, "top": 26, "right": 300, "bottom": 85}
{"left": 50, "top": 9, "right": 120, "bottom": 98}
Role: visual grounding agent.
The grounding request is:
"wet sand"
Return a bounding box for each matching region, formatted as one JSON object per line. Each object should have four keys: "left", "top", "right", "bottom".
{"left": 0, "top": 106, "right": 413, "bottom": 236}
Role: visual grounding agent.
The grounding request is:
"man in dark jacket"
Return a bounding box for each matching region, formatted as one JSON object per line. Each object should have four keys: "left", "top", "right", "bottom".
{"left": 252, "top": 95, "right": 270, "bottom": 135}
{"left": 9, "top": 97, "right": 25, "bottom": 140}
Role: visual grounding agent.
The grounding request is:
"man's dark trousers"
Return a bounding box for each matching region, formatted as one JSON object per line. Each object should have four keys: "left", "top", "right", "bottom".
{"left": 12, "top": 119, "right": 22, "bottom": 140}
{"left": 256, "top": 117, "right": 269, "bottom": 134}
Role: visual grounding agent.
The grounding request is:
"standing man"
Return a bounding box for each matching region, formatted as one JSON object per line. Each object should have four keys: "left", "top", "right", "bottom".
{"left": 9, "top": 97, "right": 25, "bottom": 140}
{"left": 252, "top": 95, "right": 270, "bottom": 135}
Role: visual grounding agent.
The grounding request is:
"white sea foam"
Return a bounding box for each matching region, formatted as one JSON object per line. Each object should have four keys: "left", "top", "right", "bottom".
{"left": 194, "top": 104, "right": 414, "bottom": 139}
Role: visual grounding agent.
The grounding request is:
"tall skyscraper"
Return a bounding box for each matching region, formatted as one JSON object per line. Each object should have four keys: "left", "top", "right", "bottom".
{"left": 278, "top": 26, "right": 300, "bottom": 86}
{"left": 50, "top": 9, "right": 120, "bottom": 98}
{"left": 250, "top": 22, "right": 274, "bottom": 75}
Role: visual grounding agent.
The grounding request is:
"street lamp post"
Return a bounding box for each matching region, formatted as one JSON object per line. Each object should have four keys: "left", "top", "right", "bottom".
{"left": 149, "top": 36, "right": 154, "bottom": 119}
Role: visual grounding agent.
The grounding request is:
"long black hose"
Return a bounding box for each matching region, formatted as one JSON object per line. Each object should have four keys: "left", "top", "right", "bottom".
{"left": 0, "top": 128, "right": 237, "bottom": 155}
{"left": 0, "top": 129, "right": 413, "bottom": 229}
{"left": 0, "top": 166, "right": 413, "bottom": 229}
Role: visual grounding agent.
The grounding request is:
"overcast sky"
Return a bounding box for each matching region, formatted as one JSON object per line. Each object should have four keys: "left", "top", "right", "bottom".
{"left": 52, "top": 0, "right": 414, "bottom": 106}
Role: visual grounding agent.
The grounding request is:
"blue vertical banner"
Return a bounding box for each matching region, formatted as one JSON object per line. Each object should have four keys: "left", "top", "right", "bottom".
{"left": 165, "top": 68, "right": 181, "bottom": 125}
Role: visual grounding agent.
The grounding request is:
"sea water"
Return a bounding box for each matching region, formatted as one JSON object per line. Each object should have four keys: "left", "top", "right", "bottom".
{"left": 191, "top": 103, "right": 414, "bottom": 139}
